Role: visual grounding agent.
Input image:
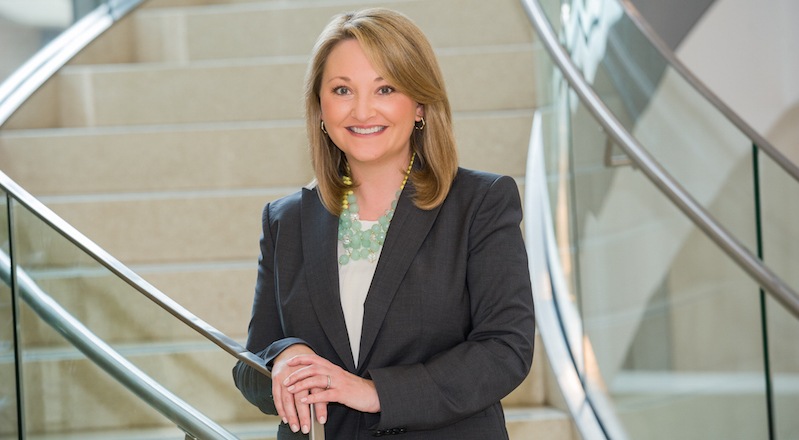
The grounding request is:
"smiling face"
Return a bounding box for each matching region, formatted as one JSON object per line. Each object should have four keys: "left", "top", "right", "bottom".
{"left": 320, "top": 39, "right": 423, "bottom": 171}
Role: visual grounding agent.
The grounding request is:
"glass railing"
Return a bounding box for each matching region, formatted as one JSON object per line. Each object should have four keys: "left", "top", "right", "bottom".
{"left": 1, "top": 190, "right": 19, "bottom": 440}
{"left": 1, "top": 173, "right": 283, "bottom": 439}
{"left": 522, "top": 0, "right": 799, "bottom": 438}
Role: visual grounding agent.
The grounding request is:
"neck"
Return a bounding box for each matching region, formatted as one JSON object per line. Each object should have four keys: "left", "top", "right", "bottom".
{"left": 347, "top": 154, "right": 412, "bottom": 221}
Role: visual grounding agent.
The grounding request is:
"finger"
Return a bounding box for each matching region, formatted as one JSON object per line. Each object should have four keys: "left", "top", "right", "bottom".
{"left": 284, "top": 365, "right": 323, "bottom": 388}
{"left": 315, "top": 399, "right": 328, "bottom": 425}
{"left": 282, "top": 385, "right": 301, "bottom": 433}
{"left": 289, "top": 373, "right": 331, "bottom": 395}
{"left": 272, "top": 380, "right": 287, "bottom": 426}
{"left": 286, "top": 353, "right": 328, "bottom": 367}
{"left": 295, "top": 390, "right": 312, "bottom": 434}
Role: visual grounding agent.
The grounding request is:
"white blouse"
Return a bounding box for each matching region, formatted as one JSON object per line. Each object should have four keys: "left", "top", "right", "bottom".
{"left": 337, "top": 220, "right": 381, "bottom": 367}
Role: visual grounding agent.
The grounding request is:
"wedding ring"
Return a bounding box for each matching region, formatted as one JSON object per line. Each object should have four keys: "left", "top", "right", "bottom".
{"left": 326, "top": 375, "right": 331, "bottom": 390}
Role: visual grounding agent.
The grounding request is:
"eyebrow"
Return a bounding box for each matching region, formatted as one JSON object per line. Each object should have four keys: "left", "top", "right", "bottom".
{"left": 325, "top": 76, "right": 386, "bottom": 84}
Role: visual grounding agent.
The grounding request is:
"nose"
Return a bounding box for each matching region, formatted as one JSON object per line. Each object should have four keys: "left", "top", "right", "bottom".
{"left": 352, "top": 93, "right": 375, "bottom": 122}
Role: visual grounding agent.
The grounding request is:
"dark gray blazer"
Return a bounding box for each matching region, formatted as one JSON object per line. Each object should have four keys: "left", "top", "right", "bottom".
{"left": 233, "top": 168, "right": 535, "bottom": 439}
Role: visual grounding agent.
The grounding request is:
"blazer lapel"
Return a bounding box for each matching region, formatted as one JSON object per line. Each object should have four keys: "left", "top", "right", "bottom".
{"left": 301, "top": 189, "right": 357, "bottom": 372}
{"left": 357, "top": 182, "right": 442, "bottom": 369}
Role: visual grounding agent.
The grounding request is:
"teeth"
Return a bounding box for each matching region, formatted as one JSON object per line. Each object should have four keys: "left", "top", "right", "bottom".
{"left": 350, "top": 126, "right": 385, "bottom": 134}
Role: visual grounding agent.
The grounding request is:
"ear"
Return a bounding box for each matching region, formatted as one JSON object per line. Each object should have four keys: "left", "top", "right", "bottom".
{"left": 416, "top": 103, "right": 424, "bottom": 120}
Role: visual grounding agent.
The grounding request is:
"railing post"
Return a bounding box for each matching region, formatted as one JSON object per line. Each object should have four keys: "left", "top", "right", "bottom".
{"left": 6, "top": 194, "right": 27, "bottom": 439}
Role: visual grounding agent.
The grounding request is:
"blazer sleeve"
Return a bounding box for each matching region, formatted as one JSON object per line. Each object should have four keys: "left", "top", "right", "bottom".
{"left": 369, "top": 175, "right": 536, "bottom": 431}
{"left": 232, "top": 201, "right": 310, "bottom": 415}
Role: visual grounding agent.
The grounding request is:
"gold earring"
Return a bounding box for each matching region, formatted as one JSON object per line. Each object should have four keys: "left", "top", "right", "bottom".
{"left": 414, "top": 117, "right": 425, "bottom": 130}
{"left": 321, "top": 121, "right": 328, "bottom": 134}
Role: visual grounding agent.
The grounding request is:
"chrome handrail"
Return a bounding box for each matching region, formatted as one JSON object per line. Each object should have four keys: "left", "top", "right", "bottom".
{"left": 0, "top": 251, "right": 237, "bottom": 440}
{"left": 0, "top": 0, "right": 142, "bottom": 126}
{"left": 1, "top": 170, "right": 324, "bottom": 440}
{"left": 0, "top": 0, "right": 323, "bottom": 436}
{"left": 617, "top": 0, "right": 799, "bottom": 183}
{"left": 520, "top": 0, "right": 799, "bottom": 319}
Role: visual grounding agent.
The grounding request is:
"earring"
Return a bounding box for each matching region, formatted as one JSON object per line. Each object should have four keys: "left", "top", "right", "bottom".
{"left": 414, "top": 117, "right": 425, "bottom": 130}
{"left": 321, "top": 121, "right": 328, "bottom": 135}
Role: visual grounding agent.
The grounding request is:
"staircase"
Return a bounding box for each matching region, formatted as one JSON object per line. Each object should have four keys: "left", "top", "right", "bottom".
{"left": 0, "top": 0, "right": 575, "bottom": 438}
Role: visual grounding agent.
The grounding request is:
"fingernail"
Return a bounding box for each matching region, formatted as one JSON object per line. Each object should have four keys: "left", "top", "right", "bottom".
{"left": 320, "top": 416, "right": 327, "bottom": 424}
{"left": 291, "top": 424, "right": 299, "bottom": 432}
{"left": 302, "top": 425, "right": 309, "bottom": 434}
{"left": 283, "top": 378, "right": 290, "bottom": 385}
{"left": 282, "top": 417, "right": 288, "bottom": 424}
{"left": 300, "top": 397, "right": 307, "bottom": 403}
{"left": 287, "top": 385, "right": 295, "bottom": 391}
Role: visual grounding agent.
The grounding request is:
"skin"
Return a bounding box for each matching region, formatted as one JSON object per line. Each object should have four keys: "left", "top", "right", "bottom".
{"left": 270, "top": 38, "right": 424, "bottom": 434}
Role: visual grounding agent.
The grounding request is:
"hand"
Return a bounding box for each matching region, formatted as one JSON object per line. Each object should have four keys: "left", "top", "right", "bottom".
{"left": 284, "top": 354, "right": 381, "bottom": 414}
{"left": 271, "top": 345, "right": 328, "bottom": 434}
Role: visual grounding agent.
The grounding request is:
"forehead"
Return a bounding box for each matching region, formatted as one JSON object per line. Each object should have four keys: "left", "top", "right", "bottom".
{"left": 322, "top": 39, "right": 382, "bottom": 80}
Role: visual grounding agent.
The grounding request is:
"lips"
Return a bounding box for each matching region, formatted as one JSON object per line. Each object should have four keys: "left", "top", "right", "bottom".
{"left": 348, "top": 126, "right": 386, "bottom": 135}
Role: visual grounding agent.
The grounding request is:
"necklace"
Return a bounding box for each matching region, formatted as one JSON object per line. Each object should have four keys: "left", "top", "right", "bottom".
{"left": 338, "top": 153, "right": 415, "bottom": 265}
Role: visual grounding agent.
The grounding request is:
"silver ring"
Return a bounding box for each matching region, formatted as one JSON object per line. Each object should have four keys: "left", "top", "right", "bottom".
{"left": 326, "top": 375, "right": 331, "bottom": 390}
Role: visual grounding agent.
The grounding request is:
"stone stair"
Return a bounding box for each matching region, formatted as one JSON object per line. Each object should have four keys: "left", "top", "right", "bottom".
{"left": 0, "top": 0, "right": 576, "bottom": 438}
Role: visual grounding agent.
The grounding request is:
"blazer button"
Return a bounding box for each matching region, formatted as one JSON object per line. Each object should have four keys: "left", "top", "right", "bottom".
{"left": 372, "top": 430, "right": 384, "bottom": 437}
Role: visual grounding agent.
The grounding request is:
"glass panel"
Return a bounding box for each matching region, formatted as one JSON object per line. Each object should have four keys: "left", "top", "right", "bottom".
{"left": 0, "top": 192, "right": 19, "bottom": 439}
{"left": 767, "top": 295, "right": 799, "bottom": 438}
{"left": 760, "top": 153, "right": 799, "bottom": 438}
{"left": 533, "top": 0, "right": 799, "bottom": 438}
{"left": 10, "top": 199, "right": 278, "bottom": 437}
{"left": 560, "top": 0, "right": 762, "bottom": 255}
{"left": 563, "top": 94, "right": 770, "bottom": 439}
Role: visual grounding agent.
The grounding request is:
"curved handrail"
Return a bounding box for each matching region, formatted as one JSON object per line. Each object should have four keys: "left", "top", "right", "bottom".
{"left": 0, "top": 0, "right": 142, "bottom": 126}
{"left": 1, "top": 163, "right": 324, "bottom": 440}
{"left": 525, "top": 110, "right": 622, "bottom": 440}
{"left": 0, "top": 1, "right": 324, "bottom": 437}
{"left": 0, "top": 251, "right": 237, "bottom": 440}
{"left": 519, "top": 0, "right": 799, "bottom": 319}
{"left": 616, "top": 0, "right": 799, "bottom": 183}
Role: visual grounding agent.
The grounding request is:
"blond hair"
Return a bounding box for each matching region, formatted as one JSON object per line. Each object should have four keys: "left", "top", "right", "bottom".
{"left": 304, "top": 8, "right": 458, "bottom": 215}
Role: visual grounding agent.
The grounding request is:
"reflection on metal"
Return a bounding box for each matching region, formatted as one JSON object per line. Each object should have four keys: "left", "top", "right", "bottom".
{"left": 526, "top": 110, "right": 628, "bottom": 440}
{"left": 0, "top": 250, "right": 237, "bottom": 440}
{"left": 519, "top": 0, "right": 799, "bottom": 320}
{"left": 604, "top": 137, "right": 633, "bottom": 168}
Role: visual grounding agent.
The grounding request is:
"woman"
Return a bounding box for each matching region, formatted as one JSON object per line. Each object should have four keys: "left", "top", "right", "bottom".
{"left": 233, "top": 8, "right": 535, "bottom": 439}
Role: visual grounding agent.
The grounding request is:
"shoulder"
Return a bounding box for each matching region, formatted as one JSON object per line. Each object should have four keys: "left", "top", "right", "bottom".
{"left": 447, "top": 167, "right": 520, "bottom": 204}
{"left": 261, "top": 187, "right": 320, "bottom": 226}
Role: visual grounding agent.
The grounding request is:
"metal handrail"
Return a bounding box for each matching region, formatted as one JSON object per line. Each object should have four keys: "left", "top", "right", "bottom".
{"left": 519, "top": 0, "right": 799, "bottom": 319}
{"left": 0, "top": 0, "right": 324, "bottom": 436}
{"left": 616, "top": 0, "right": 799, "bottom": 183}
{"left": 2, "top": 170, "right": 324, "bottom": 440}
{"left": 0, "top": 0, "right": 142, "bottom": 127}
{"left": 0, "top": 251, "right": 237, "bottom": 440}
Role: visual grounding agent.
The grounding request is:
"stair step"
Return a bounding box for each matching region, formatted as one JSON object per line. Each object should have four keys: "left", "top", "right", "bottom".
{"left": 25, "top": 179, "right": 524, "bottom": 267}
{"left": 17, "top": 406, "right": 570, "bottom": 440}
{"left": 0, "top": 110, "right": 533, "bottom": 195}
{"left": 124, "top": 0, "right": 535, "bottom": 63}
{"left": 9, "top": 332, "right": 549, "bottom": 436}
{"left": 4, "top": 46, "right": 536, "bottom": 129}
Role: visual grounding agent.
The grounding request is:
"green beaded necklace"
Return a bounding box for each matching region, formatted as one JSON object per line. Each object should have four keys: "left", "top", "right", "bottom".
{"left": 337, "top": 153, "right": 415, "bottom": 265}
